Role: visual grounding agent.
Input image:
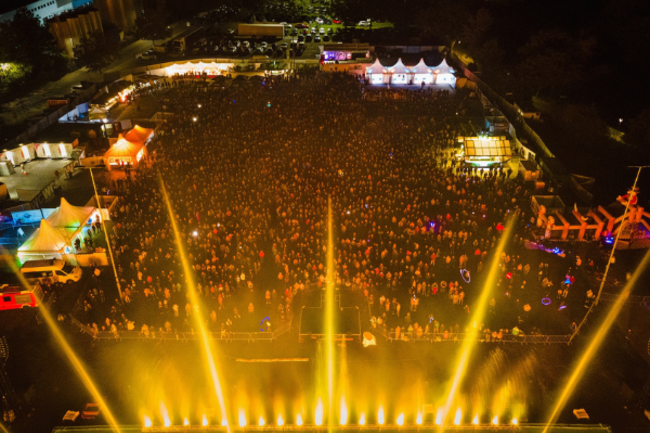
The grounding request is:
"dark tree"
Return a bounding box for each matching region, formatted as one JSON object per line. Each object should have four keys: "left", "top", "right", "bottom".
{"left": 626, "top": 108, "right": 650, "bottom": 149}
{"left": 415, "top": 0, "right": 470, "bottom": 45}
{"left": 74, "top": 31, "right": 120, "bottom": 74}
{"left": 516, "top": 29, "right": 595, "bottom": 97}
{"left": 134, "top": 10, "right": 172, "bottom": 47}
{"left": 0, "top": 7, "right": 65, "bottom": 74}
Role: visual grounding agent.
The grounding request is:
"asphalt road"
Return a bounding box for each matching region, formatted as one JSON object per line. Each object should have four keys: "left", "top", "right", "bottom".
{"left": 0, "top": 21, "right": 188, "bottom": 128}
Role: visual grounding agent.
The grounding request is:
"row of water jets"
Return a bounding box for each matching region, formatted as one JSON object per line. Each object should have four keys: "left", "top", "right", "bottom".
{"left": 5, "top": 180, "right": 650, "bottom": 431}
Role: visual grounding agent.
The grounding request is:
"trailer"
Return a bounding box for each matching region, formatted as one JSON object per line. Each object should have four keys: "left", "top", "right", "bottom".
{"left": 238, "top": 23, "right": 284, "bottom": 37}
{"left": 171, "top": 26, "right": 204, "bottom": 53}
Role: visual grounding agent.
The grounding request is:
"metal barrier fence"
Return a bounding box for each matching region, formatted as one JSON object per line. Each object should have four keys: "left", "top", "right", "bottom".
{"left": 375, "top": 327, "right": 571, "bottom": 344}
{"left": 597, "top": 292, "right": 650, "bottom": 305}
{"left": 69, "top": 290, "right": 293, "bottom": 342}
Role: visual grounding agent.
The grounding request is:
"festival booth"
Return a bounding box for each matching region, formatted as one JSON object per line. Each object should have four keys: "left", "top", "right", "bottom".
{"left": 17, "top": 219, "right": 82, "bottom": 261}
{"left": 46, "top": 198, "right": 99, "bottom": 229}
{"left": 103, "top": 136, "right": 147, "bottom": 171}
{"left": 34, "top": 142, "right": 76, "bottom": 159}
{"left": 411, "top": 58, "right": 434, "bottom": 85}
{"left": 459, "top": 136, "right": 512, "bottom": 167}
{"left": 431, "top": 59, "right": 456, "bottom": 86}
{"left": 123, "top": 125, "right": 154, "bottom": 144}
{"left": 388, "top": 58, "right": 412, "bottom": 85}
{"left": 0, "top": 144, "right": 36, "bottom": 166}
{"left": 365, "top": 58, "right": 388, "bottom": 84}
{"left": 163, "top": 61, "right": 234, "bottom": 78}
{"left": 87, "top": 105, "right": 108, "bottom": 122}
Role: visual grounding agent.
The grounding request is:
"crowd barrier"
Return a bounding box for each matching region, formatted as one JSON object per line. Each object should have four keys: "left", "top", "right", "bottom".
{"left": 69, "top": 290, "right": 293, "bottom": 342}
{"left": 598, "top": 292, "right": 650, "bottom": 305}
{"left": 375, "top": 326, "right": 571, "bottom": 344}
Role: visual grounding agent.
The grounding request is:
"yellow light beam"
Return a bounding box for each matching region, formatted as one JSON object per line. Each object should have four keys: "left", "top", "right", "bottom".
{"left": 439, "top": 213, "right": 518, "bottom": 430}
{"left": 1, "top": 248, "right": 122, "bottom": 433}
{"left": 543, "top": 248, "right": 650, "bottom": 432}
{"left": 325, "top": 197, "right": 336, "bottom": 433}
{"left": 158, "top": 173, "right": 231, "bottom": 432}
{"left": 89, "top": 167, "right": 123, "bottom": 301}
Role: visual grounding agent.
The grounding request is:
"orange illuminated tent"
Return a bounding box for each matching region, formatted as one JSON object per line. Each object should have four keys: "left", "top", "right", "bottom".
{"left": 124, "top": 125, "right": 154, "bottom": 143}
{"left": 103, "top": 136, "right": 147, "bottom": 171}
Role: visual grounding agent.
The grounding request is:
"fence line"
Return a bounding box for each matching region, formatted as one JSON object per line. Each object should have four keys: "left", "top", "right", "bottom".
{"left": 597, "top": 292, "right": 650, "bottom": 305}
{"left": 69, "top": 289, "right": 293, "bottom": 342}
{"left": 376, "top": 328, "right": 571, "bottom": 344}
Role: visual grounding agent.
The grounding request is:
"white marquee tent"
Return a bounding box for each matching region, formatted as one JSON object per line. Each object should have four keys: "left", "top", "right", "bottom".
{"left": 18, "top": 219, "right": 80, "bottom": 259}
{"left": 411, "top": 58, "right": 434, "bottom": 85}
{"left": 365, "top": 58, "right": 388, "bottom": 84}
{"left": 46, "top": 198, "right": 97, "bottom": 229}
{"left": 431, "top": 58, "right": 456, "bottom": 86}
{"left": 389, "top": 58, "right": 411, "bottom": 84}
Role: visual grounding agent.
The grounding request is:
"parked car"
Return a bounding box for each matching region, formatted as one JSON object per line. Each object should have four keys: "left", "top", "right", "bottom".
{"left": 319, "top": 27, "right": 325, "bottom": 34}
{"left": 323, "top": 35, "right": 330, "bottom": 42}
{"left": 314, "top": 35, "right": 321, "bottom": 42}
{"left": 136, "top": 49, "right": 157, "bottom": 61}
{"left": 290, "top": 28, "right": 298, "bottom": 36}
{"left": 295, "top": 23, "right": 309, "bottom": 28}
{"left": 327, "top": 28, "right": 333, "bottom": 35}
{"left": 315, "top": 17, "right": 324, "bottom": 23}
{"left": 358, "top": 21, "right": 370, "bottom": 26}
{"left": 332, "top": 17, "right": 341, "bottom": 24}
{"left": 324, "top": 18, "right": 332, "bottom": 25}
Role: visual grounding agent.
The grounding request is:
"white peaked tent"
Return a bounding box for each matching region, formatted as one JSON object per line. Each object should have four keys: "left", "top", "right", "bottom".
{"left": 389, "top": 58, "right": 412, "bottom": 84}
{"left": 87, "top": 105, "right": 107, "bottom": 121}
{"left": 411, "top": 58, "right": 434, "bottom": 85}
{"left": 46, "top": 198, "right": 96, "bottom": 229}
{"left": 365, "top": 58, "right": 388, "bottom": 84}
{"left": 431, "top": 58, "right": 456, "bottom": 86}
{"left": 18, "top": 219, "right": 79, "bottom": 257}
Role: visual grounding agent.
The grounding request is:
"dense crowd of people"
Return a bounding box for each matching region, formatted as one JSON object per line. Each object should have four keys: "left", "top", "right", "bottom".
{"left": 78, "top": 71, "right": 592, "bottom": 339}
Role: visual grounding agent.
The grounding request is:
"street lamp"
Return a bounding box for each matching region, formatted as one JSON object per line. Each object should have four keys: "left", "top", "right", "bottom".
{"left": 618, "top": 118, "right": 623, "bottom": 128}
{"left": 193, "top": 117, "right": 197, "bottom": 122}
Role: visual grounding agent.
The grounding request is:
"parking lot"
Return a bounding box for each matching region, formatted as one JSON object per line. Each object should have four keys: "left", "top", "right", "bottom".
{"left": 136, "top": 1, "right": 393, "bottom": 64}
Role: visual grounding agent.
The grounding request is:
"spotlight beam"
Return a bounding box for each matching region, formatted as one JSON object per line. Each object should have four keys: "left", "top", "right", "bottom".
{"left": 1, "top": 248, "right": 122, "bottom": 433}
{"left": 158, "top": 172, "right": 231, "bottom": 432}
{"left": 543, "top": 248, "right": 650, "bottom": 432}
{"left": 439, "top": 213, "right": 518, "bottom": 430}
{"left": 325, "top": 197, "right": 336, "bottom": 433}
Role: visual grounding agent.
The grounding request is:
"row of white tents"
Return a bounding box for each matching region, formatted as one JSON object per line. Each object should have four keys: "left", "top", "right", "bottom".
{"left": 365, "top": 58, "right": 456, "bottom": 86}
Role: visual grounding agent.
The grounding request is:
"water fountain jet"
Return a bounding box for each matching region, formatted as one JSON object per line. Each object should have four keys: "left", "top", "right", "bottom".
{"left": 543, "top": 248, "right": 650, "bottom": 432}
{"left": 439, "top": 213, "right": 518, "bottom": 429}
{"left": 1, "top": 250, "right": 122, "bottom": 433}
